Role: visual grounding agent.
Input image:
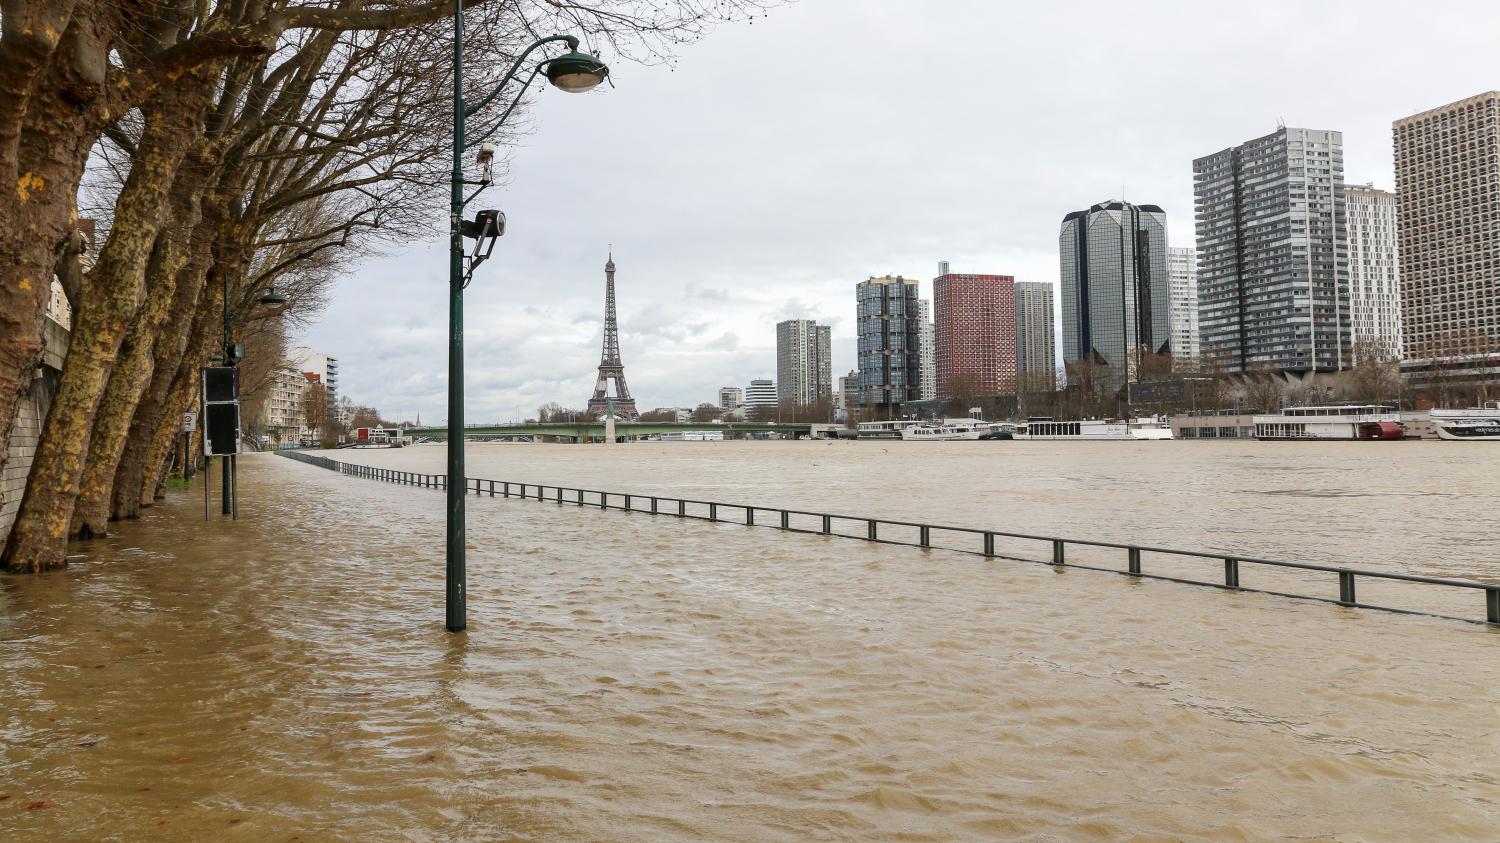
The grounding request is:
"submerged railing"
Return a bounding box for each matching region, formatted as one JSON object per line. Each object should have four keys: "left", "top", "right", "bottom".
{"left": 278, "top": 451, "right": 1500, "bottom": 627}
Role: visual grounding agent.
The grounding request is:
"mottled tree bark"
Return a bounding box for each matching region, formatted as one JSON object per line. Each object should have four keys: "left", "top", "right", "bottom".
{"left": 2, "top": 94, "right": 201, "bottom": 572}
{"left": 110, "top": 205, "right": 217, "bottom": 520}
{"left": 72, "top": 175, "right": 206, "bottom": 537}
{"left": 0, "top": 6, "right": 111, "bottom": 519}
{"left": 138, "top": 270, "right": 224, "bottom": 510}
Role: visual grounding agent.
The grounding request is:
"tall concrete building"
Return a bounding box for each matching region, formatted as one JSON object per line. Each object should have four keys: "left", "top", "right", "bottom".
{"left": 835, "top": 370, "right": 860, "bottom": 412}
{"left": 1193, "top": 127, "right": 1350, "bottom": 374}
{"left": 775, "top": 319, "right": 832, "bottom": 406}
{"left": 933, "top": 269, "right": 1018, "bottom": 396}
{"left": 1167, "top": 247, "right": 1200, "bottom": 364}
{"left": 718, "top": 386, "right": 743, "bottom": 410}
{"left": 1394, "top": 92, "right": 1500, "bottom": 383}
{"left": 1344, "top": 183, "right": 1403, "bottom": 362}
{"left": 1015, "top": 281, "right": 1056, "bottom": 387}
{"left": 744, "top": 379, "right": 777, "bottom": 408}
{"left": 287, "top": 347, "right": 339, "bottom": 406}
{"left": 917, "top": 299, "right": 936, "bottom": 400}
{"left": 1059, "top": 201, "right": 1170, "bottom": 389}
{"left": 855, "top": 275, "right": 921, "bottom": 409}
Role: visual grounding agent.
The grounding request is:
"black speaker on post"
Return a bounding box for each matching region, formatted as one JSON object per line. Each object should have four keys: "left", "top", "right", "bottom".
{"left": 204, "top": 366, "right": 238, "bottom": 403}
{"left": 202, "top": 367, "right": 241, "bottom": 456}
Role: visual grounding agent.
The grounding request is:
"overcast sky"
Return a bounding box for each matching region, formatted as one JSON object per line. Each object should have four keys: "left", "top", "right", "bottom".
{"left": 301, "top": 0, "right": 1499, "bottom": 424}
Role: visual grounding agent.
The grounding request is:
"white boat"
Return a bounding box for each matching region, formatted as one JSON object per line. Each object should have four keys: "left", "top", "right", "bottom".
{"left": 1430, "top": 402, "right": 1500, "bottom": 440}
{"left": 899, "top": 419, "right": 994, "bottom": 441}
{"left": 658, "top": 430, "right": 725, "bottom": 441}
{"left": 1252, "top": 405, "right": 1404, "bottom": 441}
{"left": 856, "top": 419, "right": 920, "bottom": 440}
{"left": 1016, "top": 417, "right": 1173, "bottom": 441}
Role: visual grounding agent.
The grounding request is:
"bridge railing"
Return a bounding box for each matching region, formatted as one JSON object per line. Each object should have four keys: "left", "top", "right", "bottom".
{"left": 277, "top": 451, "right": 1500, "bottom": 628}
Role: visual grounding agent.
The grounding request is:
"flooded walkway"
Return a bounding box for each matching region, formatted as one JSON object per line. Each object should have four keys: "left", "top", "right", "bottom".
{"left": 3, "top": 446, "right": 1499, "bottom": 840}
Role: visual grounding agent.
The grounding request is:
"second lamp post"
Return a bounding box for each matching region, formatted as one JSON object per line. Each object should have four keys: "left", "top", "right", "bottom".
{"left": 447, "top": 5, "right": 609, "bottom": 633}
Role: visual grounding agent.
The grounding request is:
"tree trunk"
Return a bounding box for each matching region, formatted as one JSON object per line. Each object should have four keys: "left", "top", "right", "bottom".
{"left": 138, "top": 273, "right": 224, "bottom": 510}
{"left": 110, "top": 243, "right": 211, "bottom": 520}
{"left": 71, "top": 192, "right": 201, "bottom": 537}
{"left": 1, "top": 96, "right": 199, "bottom": 573}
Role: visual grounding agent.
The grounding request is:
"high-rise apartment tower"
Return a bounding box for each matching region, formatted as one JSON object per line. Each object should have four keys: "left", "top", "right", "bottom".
{"left": 855, "top": 276, "right": 922, "bottom": 408}
{"left": 932, "top": 268, "right": 1017, "bottom": 397}
{"left": 918, "top": 299, "right": 936, "bottom": 400}
{"left": 1167, "top": 247, "right": 1200, "bottom": 363}
{"left": 1193, "top": 127, "right": 1350, "bottom": 373}
{"left": 1344, "top": 183, "right": 1403, "bottom": 362}
{"left": 1394, "top": 92, "right": 1500, "bottom": 383}
{"left": 1015, "top": 281, "right": 1056, "bottom": 387}
{"left": 775, "top": 319, "right": 832, "bottom": 406}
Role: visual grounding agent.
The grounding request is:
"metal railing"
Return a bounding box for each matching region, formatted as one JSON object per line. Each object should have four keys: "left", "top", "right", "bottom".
{"left": 278, "top": 451, "right": 1500, "bottom": 627}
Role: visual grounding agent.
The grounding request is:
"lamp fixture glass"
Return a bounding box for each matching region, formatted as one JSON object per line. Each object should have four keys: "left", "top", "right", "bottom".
{"left": 544, "top": 50, "right": 609, "bottom": 93}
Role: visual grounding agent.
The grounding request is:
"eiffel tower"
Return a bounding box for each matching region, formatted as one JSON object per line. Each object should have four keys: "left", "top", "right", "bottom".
{"left": 586, "top": 250, "right": 639, "bottom": 419}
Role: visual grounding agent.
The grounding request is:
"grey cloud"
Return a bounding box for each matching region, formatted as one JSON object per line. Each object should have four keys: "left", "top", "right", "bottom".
{"left": 301, "top": 0, "right": 1493, "bottom": 420}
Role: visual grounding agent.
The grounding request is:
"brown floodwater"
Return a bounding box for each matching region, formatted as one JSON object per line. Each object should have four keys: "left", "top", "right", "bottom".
{"left": 2, "top": 440, "right": 1498, "bottom": 840}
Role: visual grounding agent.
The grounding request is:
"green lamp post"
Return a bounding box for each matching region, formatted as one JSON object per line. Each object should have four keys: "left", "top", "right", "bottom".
{"left": 447, "top": 4, "right": 609, "bottom": 633}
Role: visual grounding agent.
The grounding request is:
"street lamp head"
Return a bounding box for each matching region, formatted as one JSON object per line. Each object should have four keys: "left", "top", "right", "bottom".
{"left": 258, "top": 286, "right": 289, "bottom": 307}
{"left": 544, "top": 50, "right": 609, "bottom": 93}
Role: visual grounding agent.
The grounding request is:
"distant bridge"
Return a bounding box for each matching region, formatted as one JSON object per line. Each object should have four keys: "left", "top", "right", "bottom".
{"left": 402, "top": 421, "right": 820, "bottom": 442}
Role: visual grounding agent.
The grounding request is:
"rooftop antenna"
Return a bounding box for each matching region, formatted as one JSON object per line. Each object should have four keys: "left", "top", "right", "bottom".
{"left": 1276, "top": 116, "right": 1286, "bottom": 129}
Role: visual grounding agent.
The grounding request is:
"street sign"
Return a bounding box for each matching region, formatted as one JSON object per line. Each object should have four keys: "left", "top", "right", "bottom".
{"left": 182, "top": 412, "right": 198, "bottom": 432}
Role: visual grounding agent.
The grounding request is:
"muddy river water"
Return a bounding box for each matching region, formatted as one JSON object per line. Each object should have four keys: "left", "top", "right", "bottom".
{"left": 2, "top": 440, "right": 1498, "bottom": 840}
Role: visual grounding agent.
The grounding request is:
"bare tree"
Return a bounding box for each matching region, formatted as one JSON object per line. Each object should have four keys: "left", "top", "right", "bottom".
{"left": 1346, "top": 338, "right": 1402, "bottom": 405}
{"left": 302, "top": 382, "right": 329, "bottom": 443}
{"left": 1241, "top": 366, "right": 1286, "bottom": 413}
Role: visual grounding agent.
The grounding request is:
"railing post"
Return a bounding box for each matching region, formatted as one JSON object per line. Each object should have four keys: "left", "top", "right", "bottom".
{"left": 867, "top": 520, "right": 877, "bottom": 541}
{"left": 822, "top": 514, "right": 831, "bottom": 534}
{"left": 1127, "top": 547, "right": 1142, "bottom": 575}
{"left": 624, "top": 494, "right": 632, "bottom": 512}
{"left": 780, "top": 510, "right": 789, "bottom": 529}
{"left": 1488, "top": 588, "right": 1500, "bottom": 625}
{"left": 919, "top": 525, "right": 930, "bottom": 548}
{"left": 983, "top": 532, "right": 994, "bottom": 557}
{"left": 519, "top": 484, "right": 527, "bottom": 499}
{"left": 600, "top": 492, "right": 607, "bottom": 509}
{"left": 709, "top": 503, "right": 717, "bottom": 521}
{"left": 488, "top": 480, "right": 495, "bottom": 497}
{"left": 1224, "top": 557, "right": 1240, "bottom": 588}
{"left": 1052, "top": 540, "right": 1065, "bottom": 565}
{"left": 503, "top": 481, "right": 510, "bottom": 497}
{"left": 577, "top": 489, "right": 584, "bottom": 506}
{"left": 678, "top": 499, "right": 685, "bottom": 516}
{"left": 650, "top": 497, "right": 658, "bottom": 514}
{"left": 1339, "top": 571, "right": 1357, "bottom": 605}
{"left": 745, "top": 507, "right": 754, "bottom": 526}
{"left": 556, "top": 487, "right": 563, "bottom": 505}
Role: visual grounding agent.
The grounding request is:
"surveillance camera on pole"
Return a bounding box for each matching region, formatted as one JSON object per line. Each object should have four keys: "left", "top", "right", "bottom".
{"left": 476, "top": 142, "right": 496, "bottom": 185}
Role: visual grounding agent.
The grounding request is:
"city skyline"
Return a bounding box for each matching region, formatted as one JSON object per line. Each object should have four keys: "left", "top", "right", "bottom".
{"left": 294, "top": 1, "right": 1498, "bottom": 421}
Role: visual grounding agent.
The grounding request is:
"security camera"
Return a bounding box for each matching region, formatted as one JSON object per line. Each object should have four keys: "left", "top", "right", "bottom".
{"left": 476, "top": 142, "right": 496, "bottom": 184}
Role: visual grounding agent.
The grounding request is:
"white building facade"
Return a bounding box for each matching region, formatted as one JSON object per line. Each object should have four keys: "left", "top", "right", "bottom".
{"left": 1166, "top": 246, "right": 1200, "bottom": 364}
{"left": 918, "top": 299, "right": 936, "bottom": 400}
{"left": 718, "top": 386, "right": 743, "bottom": 410}
{"left": 1344, "top": 184, "right": 1403, "bottom": 361}
{"left": 263, "top": 367, "right": 309, "bottom": 444}
{"left": 744, "top": 379, "right": 777, "bottom": 408}
{"left": 287, "top": 346, "right": 339, "bottom": 407}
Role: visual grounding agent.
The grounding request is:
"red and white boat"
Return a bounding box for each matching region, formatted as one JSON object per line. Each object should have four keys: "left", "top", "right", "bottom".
{"left": 1252, "top": 405, "right": 1404, "bottom": 441}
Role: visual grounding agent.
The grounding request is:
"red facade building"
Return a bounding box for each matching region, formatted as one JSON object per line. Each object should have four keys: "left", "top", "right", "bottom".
{"left": 933, "top": 272, "right": 1018, "bottom": 397}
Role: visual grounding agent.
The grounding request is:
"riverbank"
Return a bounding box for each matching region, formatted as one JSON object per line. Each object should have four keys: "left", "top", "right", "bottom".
{"left": 3, "top": 449, "right": 1498, "bottom": 839}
